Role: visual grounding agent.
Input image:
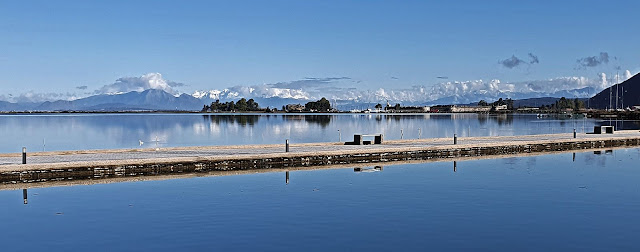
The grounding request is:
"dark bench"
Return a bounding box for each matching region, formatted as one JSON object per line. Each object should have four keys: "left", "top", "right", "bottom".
{"left": 346, "top": 134, "right": 383, "bottom": 145}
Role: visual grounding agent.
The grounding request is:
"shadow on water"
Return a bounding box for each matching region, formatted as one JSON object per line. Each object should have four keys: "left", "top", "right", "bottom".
{"left": 281, "top": 114, "right": 332, "bottom": 127}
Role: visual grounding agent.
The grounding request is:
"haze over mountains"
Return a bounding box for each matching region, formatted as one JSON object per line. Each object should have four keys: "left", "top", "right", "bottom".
{"left": 0, "top": 72, "right": 637, "bottom": 111}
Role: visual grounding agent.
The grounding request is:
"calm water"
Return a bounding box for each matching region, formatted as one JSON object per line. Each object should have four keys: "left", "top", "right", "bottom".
{"left": 1, "top": 148, "right": 640, "bottom": 251}
{"left": 0, "top": 113, "right": 637, "bottom": 153}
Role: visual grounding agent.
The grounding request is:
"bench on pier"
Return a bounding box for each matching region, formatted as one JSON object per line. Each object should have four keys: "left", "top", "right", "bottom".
{"left": 593, "top": 126, "right": 614, "bottom": 134}
{"left": 345, "top": 134, "right": 383, "bottom": 145}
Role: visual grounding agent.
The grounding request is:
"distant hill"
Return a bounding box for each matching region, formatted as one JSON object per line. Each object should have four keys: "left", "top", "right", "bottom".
{"left": 0, "top": 90, "right": 203, "bottom": 112}
{"left": 589, "top": 73, "right": 640, "bottom": 109}
{"left": 0, "top": 101, "right": 40, "bottom": 111}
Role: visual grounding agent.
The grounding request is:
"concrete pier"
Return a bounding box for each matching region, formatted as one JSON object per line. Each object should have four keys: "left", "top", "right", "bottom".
{"left": 1, "top": 131, "right": 640, "bottom": 185}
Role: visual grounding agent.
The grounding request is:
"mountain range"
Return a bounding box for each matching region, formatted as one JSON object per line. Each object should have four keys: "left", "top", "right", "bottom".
{"left": 0, "top": 89, "right": 202, "bottom": 111}
{"left": 0, "top": 73, "right": 637, "bottom": 112}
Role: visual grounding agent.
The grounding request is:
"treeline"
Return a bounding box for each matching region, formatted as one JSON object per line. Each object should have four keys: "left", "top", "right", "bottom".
{"left": 477, "top": 97, "right": 585, "bottom": 112}
{"left": 541, "top": 97, "right": 585, "bottom": 110}
{"left": 202, "top": 98, "right": 265, "bottom": 112}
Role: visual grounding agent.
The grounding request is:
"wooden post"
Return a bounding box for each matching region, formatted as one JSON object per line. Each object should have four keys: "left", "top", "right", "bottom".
{"left": 454, "top": 134, "right": 457, "bottom": 145}
{"left": 573, "top": 129, "right": 576, "bottom": 138}
{"left": 285, "top": 139, "right": 289, "bottom": 152}
{"left": 22, "top": 147, "right": 26, "bottom": 164}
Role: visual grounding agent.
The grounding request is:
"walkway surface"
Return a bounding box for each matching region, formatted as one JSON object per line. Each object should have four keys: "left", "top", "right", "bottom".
{"left": 2, "top": 130, "right": 640, "bottom": 171}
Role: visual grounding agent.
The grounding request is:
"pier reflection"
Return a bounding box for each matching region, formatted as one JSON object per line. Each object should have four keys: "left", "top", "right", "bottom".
{"left": 23, "top": 189, "right": 27, "bottom": 204}
{"left": 453, "top": 161, "right": 457, "bottom": 172}
{"left": 353, "top": 166, "right": 384, "bottom": 173}
{"left": 286, "top": 171, "right": 289, "bottom": 185}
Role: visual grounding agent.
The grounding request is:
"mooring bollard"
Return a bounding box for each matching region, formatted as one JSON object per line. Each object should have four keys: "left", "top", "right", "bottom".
{"left": 286, "top": 171, "right": 290, "bottom": 184}
{"left": 573, "top": 128, "right": 576, "bottom": 138}
{"left": 22, "top": 147, "right": 27, "bottom": 164}
{"left": 454, "top": 134, "right": 457, "bottom": 145}
{"left": 23, "top": 189, "right": 28, "bottom": 204}
{"left": 285, "top": 139, "right": 289, "bottom": 152}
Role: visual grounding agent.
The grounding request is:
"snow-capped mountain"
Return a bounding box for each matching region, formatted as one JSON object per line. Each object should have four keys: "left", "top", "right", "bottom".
{"left": 190, "top": 74, "right": 621, "bottom": 108}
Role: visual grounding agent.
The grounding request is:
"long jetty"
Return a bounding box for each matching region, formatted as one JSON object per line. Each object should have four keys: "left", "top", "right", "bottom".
{"left": 2, "top": 130, "right": 640, "bottom": 185}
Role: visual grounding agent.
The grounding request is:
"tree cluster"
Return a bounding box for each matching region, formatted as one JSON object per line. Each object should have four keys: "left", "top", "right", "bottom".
{"left": 492, "top": 98, "right": 514, "bottom": 110}
{"left": 478, "top": 98, "right": 514, "bottom": 110}
{"left": 540, "top": 97, "right": 584, "bottom": 111}
{"left": 385, "top": 103, "right": 402, "bottom": 111}
{"left": 304, "top": 97, "right": 332, "bottom": 112}
{"left": 202, "top": 98, "right": 261, "bottom": 112}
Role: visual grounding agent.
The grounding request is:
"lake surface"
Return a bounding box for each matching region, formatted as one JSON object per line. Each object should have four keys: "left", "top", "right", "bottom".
{"left": 0, "top": 113, "right": 637, "bottom": 153}
{"left": 1, "top": 148, "right": 640, "bottom": 251}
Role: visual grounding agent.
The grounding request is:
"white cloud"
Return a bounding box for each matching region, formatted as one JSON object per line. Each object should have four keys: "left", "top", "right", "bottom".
{"left": 95, "top": 73, "right": 182, "bottom": 95}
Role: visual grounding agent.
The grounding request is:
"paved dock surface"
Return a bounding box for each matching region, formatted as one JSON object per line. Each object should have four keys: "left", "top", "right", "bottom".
{"left": 2, "top": 131, "right": 640, "bottom": 171}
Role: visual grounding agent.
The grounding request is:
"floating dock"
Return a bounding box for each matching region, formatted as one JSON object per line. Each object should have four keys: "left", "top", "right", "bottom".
{"left": 1, "top": 130, "right": 640, "bottom": 185}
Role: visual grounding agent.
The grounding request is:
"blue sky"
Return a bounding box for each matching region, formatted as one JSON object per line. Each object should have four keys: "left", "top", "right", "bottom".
{"left": 1, "top": 0, "right": 638, "bottom": 99}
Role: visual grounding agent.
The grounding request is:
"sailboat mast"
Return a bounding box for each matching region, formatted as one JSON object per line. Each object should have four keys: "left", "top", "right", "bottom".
{"left": 616, "top": 71, "right": 619, "bottom": 110}
{"left": 609, "top": 74, "right": 612, "bottom": 111}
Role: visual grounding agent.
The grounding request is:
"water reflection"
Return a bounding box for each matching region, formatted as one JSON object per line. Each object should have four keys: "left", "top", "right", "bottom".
{"left": 6, "top": 149, "right": 638, "bottom": 207}
{"left": 203, "top": 114, "right": 261, "bottom": 126}
{"left": 0, "top": 114, "right": 637, "bottom": 152}
{"left": 286, "top": 171, "right": 289, "bottom": 185}
{"left": 4, "top": 148, "right": 640, "bottom": 251}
